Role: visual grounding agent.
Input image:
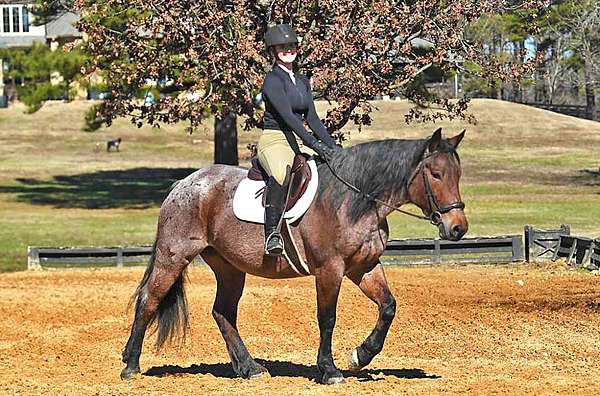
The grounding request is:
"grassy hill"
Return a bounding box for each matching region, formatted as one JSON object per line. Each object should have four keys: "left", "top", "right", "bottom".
{"left": 0, "top": 99, "right": 599, "bottom": 271}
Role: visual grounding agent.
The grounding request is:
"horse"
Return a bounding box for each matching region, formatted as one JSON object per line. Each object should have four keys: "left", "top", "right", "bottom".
{"left": 120, "top": 127, "right": 468, "bottom": 384}
{"left": 107, "top": 138, "right": 122, "bottom": 152}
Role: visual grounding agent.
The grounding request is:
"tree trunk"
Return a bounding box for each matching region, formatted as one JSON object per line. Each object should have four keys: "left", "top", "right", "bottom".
{"left": 490, "top": 80, "right": 498, "bottom": 100}
{"left": 584, "top": 61, "right": 597, "bottom": 121}
{"left": 214, "top": 112, "right": 238, "bottom": 165}
{"left": 512, "top": 40, "right": 524, "bottom": 103}
{"left": 489, "top": 35, "right": 498, "bottom": 99}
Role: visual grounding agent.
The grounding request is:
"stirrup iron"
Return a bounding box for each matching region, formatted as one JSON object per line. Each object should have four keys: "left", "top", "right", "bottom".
{"left": 265, "top": 232, "right": 284, "bottom": 256}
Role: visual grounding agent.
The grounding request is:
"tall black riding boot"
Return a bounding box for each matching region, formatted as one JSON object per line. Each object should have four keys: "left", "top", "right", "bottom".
{"left": 264, "top": 177, "right": 287, "bottom": 256}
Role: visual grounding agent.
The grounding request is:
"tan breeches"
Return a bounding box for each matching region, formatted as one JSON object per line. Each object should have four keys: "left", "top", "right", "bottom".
{"left": 257, "top": 130, "right": 315, "bottom": 185}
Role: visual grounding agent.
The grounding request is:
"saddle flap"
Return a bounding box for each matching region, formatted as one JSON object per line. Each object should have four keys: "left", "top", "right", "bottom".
{"left": 286, "top": 154, "right": 312, "bottom": 211}
{"left": 248, "top": 158, "right": 268, "bottom": 181}
{"left": 233, "top": 158, "right": 319, "bottom": 224}
{"left": 247, "top": 155, "right": 312, "bottom": 211}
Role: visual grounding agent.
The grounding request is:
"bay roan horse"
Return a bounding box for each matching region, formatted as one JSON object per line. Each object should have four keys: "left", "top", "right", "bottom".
{"left": 121, "top": 128, "right": 468, "bottom": 384}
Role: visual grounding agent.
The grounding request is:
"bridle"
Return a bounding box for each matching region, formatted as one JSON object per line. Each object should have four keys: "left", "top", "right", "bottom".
{"left": 323, "top": 149, "right": 465, "bottom": 226}
{"left": 407, "top": 151, "right": 465, "bottom": 226}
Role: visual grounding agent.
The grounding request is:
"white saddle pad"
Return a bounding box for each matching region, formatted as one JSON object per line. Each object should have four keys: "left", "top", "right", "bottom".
{"left": 233, "top": 159, "right": 319, "bottom": 224}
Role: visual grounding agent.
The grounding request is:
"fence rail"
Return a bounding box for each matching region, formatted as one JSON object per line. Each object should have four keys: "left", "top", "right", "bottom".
{"left": 517, "top": 101, "right": 596, "bottom": 120}
{"left": 27, "top": 246, "right": 153, "bottom": 270}
{"left": 27, "top": 225, "right": 600, "bottom": 270}
{"left": 382, "top": 235, "right": 523, "bottom": 265}
{"left": 28, "top": 235, "right": 525, "bottom": 270}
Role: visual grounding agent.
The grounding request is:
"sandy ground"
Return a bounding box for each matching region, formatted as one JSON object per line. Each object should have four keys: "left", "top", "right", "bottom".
{"left": 1, "top": 265, "right": 599, "bottom": 395}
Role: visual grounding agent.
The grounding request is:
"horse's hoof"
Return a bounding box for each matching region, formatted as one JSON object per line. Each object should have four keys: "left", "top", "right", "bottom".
{"left": 242, "top": 362, "right": 270, "bottom": 380}
{"left": 321, "top": 371, "right": 346, "bottom": 385}
{"left": 248, "top": 369, "right": 270, "bottom": 380}
{"left": 348, "top": 348, "right": 362, "bottom": 373}
{"left": 120, "top": 367, "right": 141, "bottom": 380}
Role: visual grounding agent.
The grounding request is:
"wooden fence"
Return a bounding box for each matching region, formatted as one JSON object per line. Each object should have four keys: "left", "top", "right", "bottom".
{"left": 26, "top": 225, "right": 599, "bottom": 271}
{"left": 517, "top": 101, "right": 595, "bottom": 120}
{"left": 27, "top": 235, "right": 524, "bottom": 270}
{"left": 382, "top": 235, "right": 523, "bottom": 265}
{"left": 524, "top": 224, "right": 570, "bottom": 262}
{"left": 27, "top": 246, "right": 154, "bottom": 270}
{"left": 591, "top": 239, "right": 600, "bottom": 269}
{"left": 552, "top": 235, "right": 593, "bottom": 266}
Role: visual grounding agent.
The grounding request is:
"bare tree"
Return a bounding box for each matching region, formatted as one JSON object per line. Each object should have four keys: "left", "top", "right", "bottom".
{"left": 542, "top": 32, "right": 570, "bottom": 104}
{"left": 554, "top": 0, "right": 600, "bottom": 118}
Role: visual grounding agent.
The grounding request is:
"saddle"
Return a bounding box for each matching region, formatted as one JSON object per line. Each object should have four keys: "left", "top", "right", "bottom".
{"left": 248, "top": 154, "right": 312, "bottom": 211}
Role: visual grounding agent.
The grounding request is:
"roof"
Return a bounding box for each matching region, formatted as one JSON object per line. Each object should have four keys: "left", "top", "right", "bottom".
{"left": 45, "top": 12, "right": 82, "bottom": 39}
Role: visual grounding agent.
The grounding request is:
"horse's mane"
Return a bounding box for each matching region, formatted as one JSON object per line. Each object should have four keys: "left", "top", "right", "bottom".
{"left": 316, "top": 138, "right": 458, "bottom": 224}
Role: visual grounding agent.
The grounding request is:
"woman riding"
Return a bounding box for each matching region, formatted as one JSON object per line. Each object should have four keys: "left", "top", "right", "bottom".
{"left": 259, "top": 24, "right": 339, "bottom": 256}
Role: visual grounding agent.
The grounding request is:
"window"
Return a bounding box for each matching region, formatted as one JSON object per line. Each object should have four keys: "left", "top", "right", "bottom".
{"left": 22, "top": 6, "right": 29, "bottom": 33}
{"left": 2, "top": 7, "right": 9, "bottom": 33}
{"left": 12, "top": 7, "right": 19, "bottom": 33}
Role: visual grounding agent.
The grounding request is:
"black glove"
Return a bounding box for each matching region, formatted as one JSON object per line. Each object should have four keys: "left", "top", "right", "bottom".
{"left": 312, "top": 140, "right": 338, "bottom": 162}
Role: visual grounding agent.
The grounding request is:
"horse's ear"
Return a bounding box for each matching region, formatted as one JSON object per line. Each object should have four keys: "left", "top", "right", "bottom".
{"left": 427, "top": 128, "right": 443, "bottom": 153}
{"left": 448, "top": 129, "right": 465, "bottom": 149}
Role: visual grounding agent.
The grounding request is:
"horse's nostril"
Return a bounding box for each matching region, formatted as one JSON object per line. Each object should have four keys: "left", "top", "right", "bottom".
{"left": 452, "top": 224, "right": 463, "bottom": 237}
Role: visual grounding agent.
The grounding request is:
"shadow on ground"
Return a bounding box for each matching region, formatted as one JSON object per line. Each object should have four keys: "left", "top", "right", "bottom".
{"left": 144, "top": 359, "right": 440, "bottom": 382}
{"left": 574, "top": 168, "right": 600, "bottom": 188}
{"left": 0, "top": 167, "right": 197, "bottom": 209}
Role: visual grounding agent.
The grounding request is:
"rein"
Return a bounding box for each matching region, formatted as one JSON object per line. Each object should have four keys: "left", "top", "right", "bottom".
{"left": 323, "top": 151, "right": 465, "bottom": 225}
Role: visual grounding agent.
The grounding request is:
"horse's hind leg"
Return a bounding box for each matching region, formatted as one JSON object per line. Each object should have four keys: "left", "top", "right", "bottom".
{"left": 203, "top": 249, "right": 269, "bottom": 379}
{"left": 346, "top": 262, "right": 396, "bottom": 372}
{"left": 121, "top": 238, "right": 203, "bottom": 380}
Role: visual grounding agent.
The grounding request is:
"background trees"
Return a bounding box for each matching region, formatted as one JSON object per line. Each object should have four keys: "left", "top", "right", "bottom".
{"left": 78, "top": 0, "right": 548, "bottom": 164}
{"left": 465, "top": 0, "right": 599, "bottom": 118}
{"left": 0, "top": 43, "right": 86, "bottom": 112}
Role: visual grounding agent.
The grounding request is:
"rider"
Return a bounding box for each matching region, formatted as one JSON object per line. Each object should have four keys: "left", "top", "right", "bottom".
{"left": 259, "top": 23, "right": 338, "bottom": 256}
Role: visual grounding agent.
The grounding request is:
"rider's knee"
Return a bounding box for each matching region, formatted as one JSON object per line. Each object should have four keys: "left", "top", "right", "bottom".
{"left": 271, "top": 169, "right": 287, "bottom": 185}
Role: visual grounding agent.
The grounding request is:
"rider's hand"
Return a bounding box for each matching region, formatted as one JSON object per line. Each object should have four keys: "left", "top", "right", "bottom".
{"left": 312, "top": 140, "right": 337, "bottom": 162}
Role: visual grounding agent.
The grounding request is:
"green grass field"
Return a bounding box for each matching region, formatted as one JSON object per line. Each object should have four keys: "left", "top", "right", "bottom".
{"left": 1, "top": 99, "right": 599, "bottom": 272}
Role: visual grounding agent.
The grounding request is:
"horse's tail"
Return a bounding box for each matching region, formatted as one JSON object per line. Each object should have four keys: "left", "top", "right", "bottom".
{"left": 129, "top": 236, "right": 190, "bottom": 350}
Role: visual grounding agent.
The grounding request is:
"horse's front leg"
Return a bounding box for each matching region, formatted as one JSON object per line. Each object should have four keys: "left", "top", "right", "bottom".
{"left": 314, "top": 261, "right": 345, "bottom": 384}
{"left": 346, "top": 262, "right": 396, "bottom": 372}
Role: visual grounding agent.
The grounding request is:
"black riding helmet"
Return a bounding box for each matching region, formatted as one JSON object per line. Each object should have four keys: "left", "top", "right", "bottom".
{"left": 264, "top": 24, "right": 299, "bottom": 49}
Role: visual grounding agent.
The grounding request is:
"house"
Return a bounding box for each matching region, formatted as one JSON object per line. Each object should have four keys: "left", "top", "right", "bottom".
{"left": 0, "top": 1, "right": 83, "bottom": 105}
{"left": 0, "top": 1, "right": 82, "bottom": 49}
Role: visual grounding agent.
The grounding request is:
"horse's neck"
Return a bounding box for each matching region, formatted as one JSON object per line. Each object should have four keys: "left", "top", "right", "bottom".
{"left": 375, "top": 191, "right": 411, "bottom": 220}
{"left": 350, "top": 151, "right": 418, "bottom": 219}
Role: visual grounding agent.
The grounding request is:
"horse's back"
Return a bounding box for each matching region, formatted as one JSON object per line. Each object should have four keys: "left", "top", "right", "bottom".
{"left": 158, "top": 165, "right": 245, "bottom": 232}
{"left": 166, "top": 164, "right": 245, "bottom": 201}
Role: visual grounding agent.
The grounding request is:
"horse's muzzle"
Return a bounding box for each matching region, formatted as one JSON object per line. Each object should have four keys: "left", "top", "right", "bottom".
{"left": 437, "top": 209, "right": 468, "bottom": 241}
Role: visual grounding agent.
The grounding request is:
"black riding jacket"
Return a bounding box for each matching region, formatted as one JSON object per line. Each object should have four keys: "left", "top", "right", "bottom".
{"left": 262, "top": 65, "right": 337, "bottom": 154}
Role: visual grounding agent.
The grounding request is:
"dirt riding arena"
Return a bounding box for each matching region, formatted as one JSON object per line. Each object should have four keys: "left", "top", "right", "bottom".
{"left": 1, "top": 265, "right": 599, "bottom": 395}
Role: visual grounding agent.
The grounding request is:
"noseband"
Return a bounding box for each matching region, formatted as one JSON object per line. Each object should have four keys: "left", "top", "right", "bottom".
{"left": 409, "top": 152, "right": 465, "bottom": 226}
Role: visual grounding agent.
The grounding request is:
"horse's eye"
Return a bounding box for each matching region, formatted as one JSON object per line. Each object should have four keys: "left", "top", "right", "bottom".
{"left": 431, "top": 171, "right": 442, "bottom": 180}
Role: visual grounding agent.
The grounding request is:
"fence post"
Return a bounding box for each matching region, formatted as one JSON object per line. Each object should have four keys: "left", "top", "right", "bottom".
{"left": 434, "top": 239, "right": 441, "bottom": 264}
{"left": 512, "top": 235, "right": 524, "bottom": 261}
{"left": 116, "top": 247, "right": 123, "bottom": 268}
{"left": 27, "top": 247, "right": 41, "bottom": 270}
{"left": 524, "top": 225, "right": 531, "bottom": 262}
